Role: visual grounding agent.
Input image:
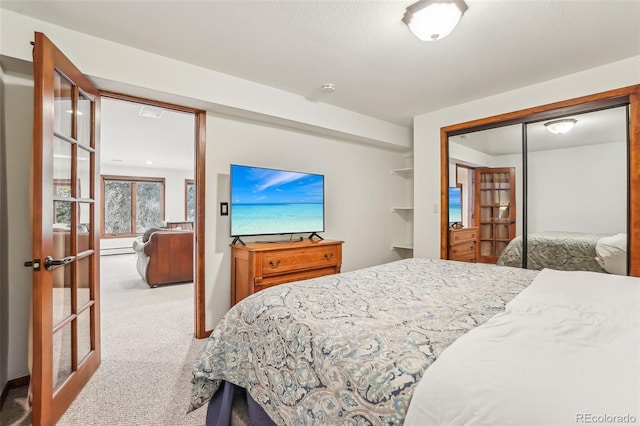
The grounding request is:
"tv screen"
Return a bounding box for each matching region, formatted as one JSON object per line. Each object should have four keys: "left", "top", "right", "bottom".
{"left": 449, "top": 186, "right": 462, "bottom": 224}
{"left": 230, "top": 164, "right": 325, "bottom": 237}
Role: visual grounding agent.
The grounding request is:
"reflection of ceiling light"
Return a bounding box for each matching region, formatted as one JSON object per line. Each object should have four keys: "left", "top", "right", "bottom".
{"left": 53, "top": 154, "right": 87, "bottom": 160}
{"left": 65, "top": 109, "right": 84, "bottom": 115}
{"left": 138, "top": 106, "right": 164, "bottom": 119}
{"left": 544, "top": 118, "right": 578, "bottom": 135}
{"left": 145, "top": 161, "right": 153, "bottom": 165}
{"left": 403, "top": 0, "right": 468, "bottom": 41}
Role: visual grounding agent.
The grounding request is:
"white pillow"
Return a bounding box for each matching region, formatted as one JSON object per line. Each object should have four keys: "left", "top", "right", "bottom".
{"left": 595, "top": 233, "right": 627, "bottom": 275}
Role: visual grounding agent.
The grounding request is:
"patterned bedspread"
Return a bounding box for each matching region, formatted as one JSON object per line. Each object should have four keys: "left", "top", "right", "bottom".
{"left": 497, "top": 231, "right": 607, "bottom": 272}
{"left": 189, "top": 258, "right": 538, "bottom": 425}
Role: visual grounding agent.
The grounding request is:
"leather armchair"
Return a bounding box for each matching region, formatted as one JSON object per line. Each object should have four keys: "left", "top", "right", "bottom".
{"left": 133, "top": 230, "right": 194, "bottom": 287}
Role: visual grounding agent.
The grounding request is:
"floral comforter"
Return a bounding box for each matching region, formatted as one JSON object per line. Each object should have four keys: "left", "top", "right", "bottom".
{"left": 189, "top": 258, "right": 538, "bottom": 425}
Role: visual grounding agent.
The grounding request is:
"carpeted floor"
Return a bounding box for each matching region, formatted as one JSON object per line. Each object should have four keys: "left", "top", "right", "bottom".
{"left": 1, "top": 254, "right": 213, "bottom": 425}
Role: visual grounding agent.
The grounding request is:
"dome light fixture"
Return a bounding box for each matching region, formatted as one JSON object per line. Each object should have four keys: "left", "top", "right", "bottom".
{"left": 402, "top": 0, "right": 468, "bottom": 41}
{"left": 544, "top": 118, "right": 578, "bottom": 135}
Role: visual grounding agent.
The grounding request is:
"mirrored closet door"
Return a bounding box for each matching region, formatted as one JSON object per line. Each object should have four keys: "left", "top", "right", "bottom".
{"left": 524, "top": 106, "right": 628, "bottom": 274}
{"left": 441, "top": 86, "right": 638, "bottom": 276}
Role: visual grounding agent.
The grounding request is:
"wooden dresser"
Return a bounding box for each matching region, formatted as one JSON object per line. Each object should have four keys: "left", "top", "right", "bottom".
{"left": 449, "top": 227, "right": 477, "bottom": 262}
{"left": 231, "top": 239, "right": 343, "bottom": 305}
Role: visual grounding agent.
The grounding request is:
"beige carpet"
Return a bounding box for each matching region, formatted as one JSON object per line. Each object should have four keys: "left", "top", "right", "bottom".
{"left": 1, "top": 254, "right": 211, "bottom": 425}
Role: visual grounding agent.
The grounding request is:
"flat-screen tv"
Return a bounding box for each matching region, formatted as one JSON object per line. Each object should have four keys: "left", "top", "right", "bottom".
{"left": 448, "top": 186, "right": 462, "bottom": 225}
{"left": 230, "top": 164, "right": 325, "bottom": 237}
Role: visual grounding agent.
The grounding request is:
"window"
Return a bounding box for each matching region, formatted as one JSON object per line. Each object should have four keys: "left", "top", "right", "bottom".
{"left": 185, "top": 179, "right": 195, "bottom": 222}
{"left": 101, "top": 175, "right": 165, "bottom": 237}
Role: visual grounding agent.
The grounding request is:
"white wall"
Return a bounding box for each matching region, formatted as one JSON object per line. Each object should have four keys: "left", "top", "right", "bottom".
{"left": 204, "top": 113, "right": 406, "bottom": 327}
{"left": 0, "top": 71, "right": 33, "bottom": 383}
{"left": 527, "top": 142, "right": 626, "bottom": 234}
{"left": 99, "top": 164, "right": 194, "bottom": 254}
{"left": 413, "top": 55, "right": 640, "bottom": 258}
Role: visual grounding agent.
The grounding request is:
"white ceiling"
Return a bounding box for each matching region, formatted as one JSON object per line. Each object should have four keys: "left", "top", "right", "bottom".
{"left": 2, "top": 0, "right": 639, "bottom": 128}
{"left": 100, "top": 98, "right": 195, "bottom": 170}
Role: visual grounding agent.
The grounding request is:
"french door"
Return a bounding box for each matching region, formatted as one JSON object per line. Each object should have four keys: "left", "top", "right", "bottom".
{"left": 30, "top": 32, "right": 101, "bottom": 425}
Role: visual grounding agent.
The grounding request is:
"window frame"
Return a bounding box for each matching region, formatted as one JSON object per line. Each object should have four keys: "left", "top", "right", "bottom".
{"left": 100, "top": 174, "right": 166, "bottom": 238}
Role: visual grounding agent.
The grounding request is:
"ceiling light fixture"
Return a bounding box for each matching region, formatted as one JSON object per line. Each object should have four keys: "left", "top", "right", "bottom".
{"left": 321, "top": 83, "right": 336, "bottom": 93}
{"left": 402, "top": 0, "right": 468, "bottom": 41}
{"left": 544, "top": 118, "right": 577, "bottom": 135}
{"left": 138, "top": 106, "right": 164, "bottom": 119}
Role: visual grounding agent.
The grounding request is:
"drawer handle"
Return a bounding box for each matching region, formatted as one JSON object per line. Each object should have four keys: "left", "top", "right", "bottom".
{"left": 324, "top": 253, "right": 334, "bottom": 260}
{"left": 269, "top": 259, "right": 281, "bottom": 269}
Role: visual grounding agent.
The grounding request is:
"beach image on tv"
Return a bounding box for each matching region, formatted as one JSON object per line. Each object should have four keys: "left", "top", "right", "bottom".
{"left": 449, "top": 186, "right": 462, "bottom": 223}
{"left": 231, "top": 165, "right": 324, "bottom": 236}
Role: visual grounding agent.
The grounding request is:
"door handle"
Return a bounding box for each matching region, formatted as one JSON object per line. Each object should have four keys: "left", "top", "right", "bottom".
{"left": 44, "top": 255, "right": 75, "bottom": 270}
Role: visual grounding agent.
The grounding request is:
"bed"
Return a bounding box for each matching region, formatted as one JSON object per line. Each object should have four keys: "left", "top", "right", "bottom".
{"left": 496, "top": 231, "right": 620, "bottom": 273}
{"left": 189, "top": 258, "right": 639, "bottom": 425}
{"left": 405, "top": 268, "right": 640, "bottom": 425}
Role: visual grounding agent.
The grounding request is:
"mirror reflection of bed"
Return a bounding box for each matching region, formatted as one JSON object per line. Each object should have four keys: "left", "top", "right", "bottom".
{"left": 447, "top": 106, "right": 628, "bottom": 275}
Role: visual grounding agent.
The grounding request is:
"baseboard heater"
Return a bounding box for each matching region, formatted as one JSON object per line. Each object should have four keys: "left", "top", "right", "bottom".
{"left": 100, "top": 246, "right": 135, "bottom": 256}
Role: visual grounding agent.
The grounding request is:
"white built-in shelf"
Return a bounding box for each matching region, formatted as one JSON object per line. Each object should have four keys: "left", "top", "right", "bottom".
{"left": 391, "top": 207, "right": 414, "bottom": 212}
{"left": 391, "top": 243, "right": 414, "bottom": 250}
{"left": 391, "top": 167, "right": 413, "bottom": 176}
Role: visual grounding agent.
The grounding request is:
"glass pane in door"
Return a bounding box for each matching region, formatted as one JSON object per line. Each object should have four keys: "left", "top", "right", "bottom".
{"left": 54, "top": 72, "right": 73, "bottom": 138}
{"left": 76, "top": 256, "right": 91, "bottom": 308}
{"left": 52, "top": 262, "right": 72, "bottom": 328}
{"left": 53, "top": 137, "right": 72, "bottom": 198}
{"left": 77, "top": 147, "right": 91, "bottom": 199}
{"left": 77, "top": 308, "right": 92, "bottom": 365}
{"left": 52, "top": 325, "right": 72, "bottom": 392}
{"left": 77, "top": 92, "right": 92, "bottom": 147}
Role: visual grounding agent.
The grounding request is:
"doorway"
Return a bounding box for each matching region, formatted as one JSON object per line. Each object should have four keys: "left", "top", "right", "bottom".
{"left": 100, "top": 92, "right": 207, "bottom": 338}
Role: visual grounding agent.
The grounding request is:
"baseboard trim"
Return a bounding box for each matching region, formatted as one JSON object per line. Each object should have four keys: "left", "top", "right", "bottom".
{"left": 0, "top": 375, "right": 30, "bottom": 410}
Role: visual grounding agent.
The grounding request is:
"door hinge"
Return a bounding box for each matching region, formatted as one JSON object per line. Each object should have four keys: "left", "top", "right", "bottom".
{"left": 24, "top": 259, "right": 42, "bottom": 271}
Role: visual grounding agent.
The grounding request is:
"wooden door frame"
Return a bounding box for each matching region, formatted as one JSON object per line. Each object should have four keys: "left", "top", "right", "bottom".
{"left": 100, "top": 91, "right": 209, "bottom": 338}
{"left": 439, "top": 84, "right": 640, "bottom": 277}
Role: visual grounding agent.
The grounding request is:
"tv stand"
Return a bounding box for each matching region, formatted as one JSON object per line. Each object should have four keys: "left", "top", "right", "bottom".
{"left": 308, "top": 232, "right": 324, "bottom": 241}
{"left": 231, "top": 236, "right": 246, "bottom": 246}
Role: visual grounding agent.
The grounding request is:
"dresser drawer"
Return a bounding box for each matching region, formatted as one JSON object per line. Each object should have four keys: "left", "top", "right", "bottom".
{"left": 450, "top": 241, "right": 475, "bottom": 257}
{"left": 451, "top": 229, "right": 477, "bottom": 244}
{"left": 257, "top": 266, "right": 339, "bottom": 289}
{"left": 451, "top": 251, "right": 476, "bottom": 262}
{"left": 262, "top": 245, "right": 339, "bottom": 276}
